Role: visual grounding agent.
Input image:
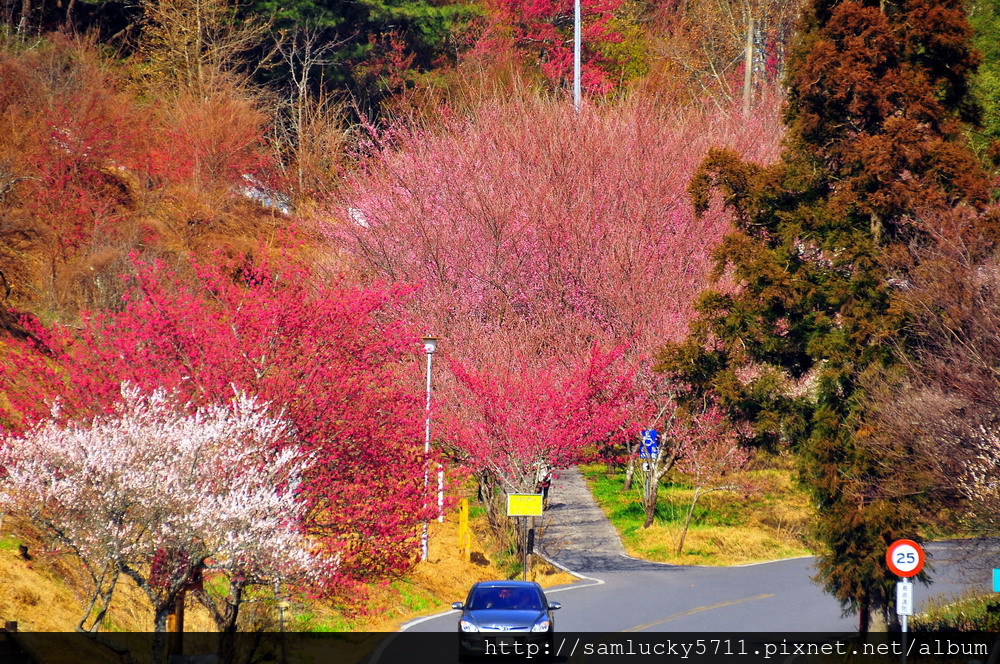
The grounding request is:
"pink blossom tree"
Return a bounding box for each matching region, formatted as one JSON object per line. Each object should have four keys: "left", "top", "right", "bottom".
{"left": 0, "top": 256, "right": 432, "bottom": 599}
{"left": 333, "top": 95, "right": 780, "bottom": 360}
{"left": 330, "top": 94, "right": 782, "bottom": 511}
{"left": 0, "top": 385, "right": 321, "bottom": 663}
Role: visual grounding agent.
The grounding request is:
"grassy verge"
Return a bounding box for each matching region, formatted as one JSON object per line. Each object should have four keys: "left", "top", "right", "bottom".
{"left": 0, "top": 533, "right": 21, "bottom": 551}
{"left": 581, "top": 453, "right": 816, "bottom": 565}
{"left": 912, "top": 592, "right": 1000, "bottom": 631}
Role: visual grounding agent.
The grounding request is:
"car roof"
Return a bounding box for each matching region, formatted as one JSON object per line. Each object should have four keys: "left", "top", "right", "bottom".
{"left": 471, "top": 580, "right": 541, "bottom": 589}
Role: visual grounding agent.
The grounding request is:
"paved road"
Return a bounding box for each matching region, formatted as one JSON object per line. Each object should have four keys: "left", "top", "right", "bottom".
{"left": 404, "top": 468, "right": 987, "bottom": 633}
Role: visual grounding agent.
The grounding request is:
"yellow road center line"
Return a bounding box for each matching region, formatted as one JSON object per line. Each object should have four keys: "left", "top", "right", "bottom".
{"left": 623, "top": 593, "right": 775, "bottom": 632}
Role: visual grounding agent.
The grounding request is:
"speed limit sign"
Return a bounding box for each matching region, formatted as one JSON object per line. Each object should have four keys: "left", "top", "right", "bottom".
{"left": 886, "top": 539, "right": 925, "bottom": 577}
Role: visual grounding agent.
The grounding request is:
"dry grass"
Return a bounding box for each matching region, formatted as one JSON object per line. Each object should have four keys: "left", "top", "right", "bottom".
{"left": 583, "top": 456, "right": 817, "bottom": 566}
{"left": 0, "top": 544, "right": 82, "bottom": 631}
{"left": 0, "top": 504, "right": 575, "bottom": 637}
{"left": 623, "top": 521, "right": 812, "bottom": 566}
{"left": 0, "top": 525, "right": 217, "bottom": 634}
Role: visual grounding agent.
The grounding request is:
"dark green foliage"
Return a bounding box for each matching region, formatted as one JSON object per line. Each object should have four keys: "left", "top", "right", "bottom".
{"left": 5, "top": 0, "right": 140, "bottom": 37}
{"left": 660, "top": 0, "right": 993, "bottom": 632}
{"left": 256, "top": 0, "right": 473, "bottom": 60}
{"left": 249, "top": 0, "right": 480, "bottom": 103}
{"left": 967, "top": 0, "right": 1000, "bottom": 161}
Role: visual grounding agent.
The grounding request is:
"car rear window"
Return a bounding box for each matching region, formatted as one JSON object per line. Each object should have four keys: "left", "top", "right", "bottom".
{"left": 468, "top": 587, "right": 544, "bottom": 610}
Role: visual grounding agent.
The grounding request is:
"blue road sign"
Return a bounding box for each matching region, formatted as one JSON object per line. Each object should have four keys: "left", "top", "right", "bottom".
{"left": 640, "top": 429, "right": 659, "bottom": 459}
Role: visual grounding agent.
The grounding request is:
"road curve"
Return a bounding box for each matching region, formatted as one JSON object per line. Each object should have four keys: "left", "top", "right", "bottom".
{"left": 403, "top": 469, "right": 986, "bottom": 633}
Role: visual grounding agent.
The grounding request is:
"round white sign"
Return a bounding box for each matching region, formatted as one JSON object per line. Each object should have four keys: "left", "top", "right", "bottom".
{"left": 886, "top": 539, "right": 924, "bottom": 577}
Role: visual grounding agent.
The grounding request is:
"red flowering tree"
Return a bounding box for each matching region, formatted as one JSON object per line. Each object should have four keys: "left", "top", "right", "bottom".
{"left": 0, "top": 256, "right": 431, "bottom": 597}
{"left": 443, "top": 344, "right": 639, "bottom": 527}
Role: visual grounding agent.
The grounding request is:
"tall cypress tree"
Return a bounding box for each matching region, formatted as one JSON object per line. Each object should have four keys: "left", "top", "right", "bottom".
{"left": 661, "top": 0, "right": 996, "bottom": 631}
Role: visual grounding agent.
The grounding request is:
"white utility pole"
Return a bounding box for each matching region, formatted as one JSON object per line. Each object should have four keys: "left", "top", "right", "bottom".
{"left": 573, "top": 0, "right": 581, "bottom": 112}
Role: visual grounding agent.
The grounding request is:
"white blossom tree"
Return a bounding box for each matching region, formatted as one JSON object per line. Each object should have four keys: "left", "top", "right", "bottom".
{"left": 0, "top": 384, "right": 326, "bottom": 663}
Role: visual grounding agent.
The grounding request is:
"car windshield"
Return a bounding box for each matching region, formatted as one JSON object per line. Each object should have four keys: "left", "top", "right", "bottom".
{"left": 468, "top": 587, "right": 543, "bottom": 611}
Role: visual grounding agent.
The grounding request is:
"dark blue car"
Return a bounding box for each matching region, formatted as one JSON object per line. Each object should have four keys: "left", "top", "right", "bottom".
{"left": 452, "top": 580, "right": 560, "bottom": 660}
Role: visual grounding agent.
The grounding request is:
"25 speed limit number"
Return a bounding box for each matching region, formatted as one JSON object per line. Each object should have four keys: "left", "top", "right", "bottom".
{"left": 886, "top": 539, "right": 925, "bottom": 577}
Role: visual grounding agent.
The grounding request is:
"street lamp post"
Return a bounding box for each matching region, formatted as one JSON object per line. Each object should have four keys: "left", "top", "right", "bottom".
{"left": 420, "top": 336, "right": 438, "bottom": 562}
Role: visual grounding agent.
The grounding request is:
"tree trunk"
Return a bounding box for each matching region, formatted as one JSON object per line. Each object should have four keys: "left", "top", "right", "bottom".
{"left": 17, "top": 0, "right": 30, "bottom": 34}
{"left": 63, "top": 0, "right": 76, "bottom": 31}
{"left": 641, "top": 471, "right": 657, "bottom": 529}
{"left": 195, "top": 0, "right": 204, "bottom": 94}
{"left": 296, "top": 77, "right": 306, "bottom": 193}
{"left": 858, "top": 594, "right": 871, "bottom": 636}
{"left": 192, "top": 577, "right": 242, "bottom": 664}
{"left": 642, "top": 507, "right": 655, "bottom": 528}
{"left": 219, "top": 628, "right": 238, "bottom": 664}
{"left": 885, "top": 602, "right": 900, "bottom": 631}
{"left": 623, "top": 456, "right": 635, "bottom": 491}
{"left": 676, "top": 489, "right": 700, "bottom": 555}
{"left": 76, "top": 569, "right": 119, "bottom": 632}
{"left": 742, "top": 15, "right": 754, "bottom": 115}
{"left": 152, "top": 604, "right": 172, "bottom": 664}
{"left": 217, "top": 582, "right": 243, "bottom": 664}
{"left": 478, "top": 474, "right": 503, "bottom": 532}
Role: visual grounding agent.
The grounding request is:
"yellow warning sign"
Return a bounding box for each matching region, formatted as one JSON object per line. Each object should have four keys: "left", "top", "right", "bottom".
{"left": 506, "top": 493, "right": 543, "bottom": 517}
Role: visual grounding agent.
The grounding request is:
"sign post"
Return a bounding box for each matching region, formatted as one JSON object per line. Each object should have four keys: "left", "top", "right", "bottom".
{"left": 508, "top": 494, "right": 544, "bottom": 581}
{"left": 887, "top": 539, "right": 925, "bottom": 662}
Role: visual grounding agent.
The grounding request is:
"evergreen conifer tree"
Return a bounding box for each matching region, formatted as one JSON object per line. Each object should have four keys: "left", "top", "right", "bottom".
{"left": 661, "top": 0, "right": 996, "bottom": 632}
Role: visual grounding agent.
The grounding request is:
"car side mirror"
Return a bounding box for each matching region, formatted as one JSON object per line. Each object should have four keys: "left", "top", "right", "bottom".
{"left": 451, "top": 602, "right": 464, "bottom": 610}
{"left": 548, "top": 602, "right": 561, "bottom": 610}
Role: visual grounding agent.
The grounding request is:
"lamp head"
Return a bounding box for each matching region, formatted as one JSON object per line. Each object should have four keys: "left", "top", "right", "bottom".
{"left": 421, "top": 336, "right": 439, "bottom": 354}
